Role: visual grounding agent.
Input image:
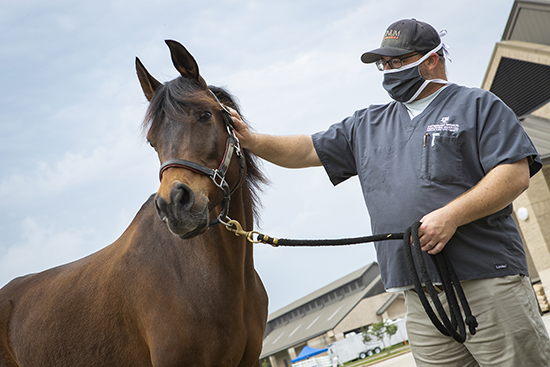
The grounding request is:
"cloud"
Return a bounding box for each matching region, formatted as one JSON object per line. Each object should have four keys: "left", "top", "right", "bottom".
{"left": 0, "top": 131, "right": 156, "bottom": 205}
{"left": 0, "top": 217, "right": 103, "bottom": 284}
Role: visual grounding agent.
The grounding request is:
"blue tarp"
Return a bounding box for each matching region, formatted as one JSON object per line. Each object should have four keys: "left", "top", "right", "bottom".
{"left": 291, "top": 345, "right": 328, "bottom": 363}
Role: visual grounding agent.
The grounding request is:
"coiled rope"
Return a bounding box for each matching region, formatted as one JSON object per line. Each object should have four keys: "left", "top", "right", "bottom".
{"left": 225, "top": 219, "right": 478, "bottom": 343}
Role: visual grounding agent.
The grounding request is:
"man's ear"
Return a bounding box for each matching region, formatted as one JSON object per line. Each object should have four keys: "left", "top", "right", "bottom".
{"left": 427, "top": 53, "right": 439, "bottom": 68}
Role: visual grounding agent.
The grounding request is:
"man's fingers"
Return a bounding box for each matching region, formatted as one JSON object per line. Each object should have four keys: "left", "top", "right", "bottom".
{"left": 427, "top": 243, "right": 443, "bottom": 255}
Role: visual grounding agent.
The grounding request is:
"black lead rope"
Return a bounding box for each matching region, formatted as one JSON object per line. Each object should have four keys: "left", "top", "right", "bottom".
{"left": 404, "top": 222, "right": 478, "bottom": 343}
{"left": 253, "top": 221, "right": 478, "bottom": 343}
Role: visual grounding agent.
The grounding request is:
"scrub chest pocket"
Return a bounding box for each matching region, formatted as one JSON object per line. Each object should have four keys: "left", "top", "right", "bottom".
{"left": 420, "top": 134, "right": 464, "bottom": 183}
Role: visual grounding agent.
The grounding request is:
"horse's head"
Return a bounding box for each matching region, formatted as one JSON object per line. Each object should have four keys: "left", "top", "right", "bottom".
{"left": 136, "top": 40, "right": 246, "bottom": 239}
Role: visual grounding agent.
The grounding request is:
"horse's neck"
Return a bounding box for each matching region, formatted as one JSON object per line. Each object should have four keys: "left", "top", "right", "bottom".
{"left": 227, "top": 187, "right": 255, "bottom": 235}
{"left": 212, "top": 187, "right": 256, "bottom": 267}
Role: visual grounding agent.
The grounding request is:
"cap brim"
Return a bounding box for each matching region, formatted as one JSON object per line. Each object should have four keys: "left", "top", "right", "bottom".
{"left": 361, "top": 46, "right": 412, "bottom": 63}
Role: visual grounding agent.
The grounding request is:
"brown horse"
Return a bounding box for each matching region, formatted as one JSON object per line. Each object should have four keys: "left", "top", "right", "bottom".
{"left": 0, "top": 40, "right": 268, "bottom": 367}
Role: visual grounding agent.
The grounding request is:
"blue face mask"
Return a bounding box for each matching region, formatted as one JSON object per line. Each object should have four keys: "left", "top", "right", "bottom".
{"left": 382, "top": 44, "right": 448, "bottom": 103}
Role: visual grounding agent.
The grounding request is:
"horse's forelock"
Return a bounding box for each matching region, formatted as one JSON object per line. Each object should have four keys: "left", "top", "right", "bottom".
{"left": 141, "top": 77, "right": 218, "bottom": 139}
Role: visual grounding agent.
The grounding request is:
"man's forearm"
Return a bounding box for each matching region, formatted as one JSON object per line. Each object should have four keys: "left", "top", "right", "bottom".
{"left": 441, "top": 157, "right": 530, "bottom": 226}
{"left": 229, "top": 108, "right": 322, "bottom": 168}
{"left": 419, "top": 158, "right": 530, "bottom": 254}
{"left": 244, "top": 133, "right": 322, "bottom": 168}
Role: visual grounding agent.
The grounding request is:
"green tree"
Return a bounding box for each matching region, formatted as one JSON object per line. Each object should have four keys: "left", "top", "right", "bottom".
{"left": 365, "top": 320, "right": 398, "bottom": 355}
{"left": 385, "top": 323, "right": 398, "bottom": 339}
{"left": 360, "top": 326, "right": 372, "bottom": 344}
{"left": 369, "top": 322, "right": 387, "bottom": 351}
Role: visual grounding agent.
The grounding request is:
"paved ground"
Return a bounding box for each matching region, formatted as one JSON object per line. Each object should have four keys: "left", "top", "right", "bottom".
{"left": 370, "top": 352, "right": 416, "bottom": 367}
{"left": 369, "top": 312, "right": 550, "bottom": 366}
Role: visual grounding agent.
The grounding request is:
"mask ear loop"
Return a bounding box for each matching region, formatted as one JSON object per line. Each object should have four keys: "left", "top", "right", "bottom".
{"left": 383, "top": 49, "right": 436, "bottom": 74}
{"left": 397, "top": 42, "right": 447, "bottom": 103}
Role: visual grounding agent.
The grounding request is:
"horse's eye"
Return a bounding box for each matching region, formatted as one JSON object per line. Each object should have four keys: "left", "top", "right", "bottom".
{"left": 198, "top": 111, "right": 212, "bottom": 122}
{"left": 147, "top": 140, "right": 155, "bottom": 149}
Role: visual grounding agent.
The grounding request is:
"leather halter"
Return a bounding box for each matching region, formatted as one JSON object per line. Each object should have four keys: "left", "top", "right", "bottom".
{"left": 158, "top": 92, "right": 245, "bottom": 227}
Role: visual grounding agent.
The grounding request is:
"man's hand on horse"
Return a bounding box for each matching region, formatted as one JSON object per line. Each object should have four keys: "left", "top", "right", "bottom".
{"left": 227, "top": 107, "right": 254, "bottom": 149}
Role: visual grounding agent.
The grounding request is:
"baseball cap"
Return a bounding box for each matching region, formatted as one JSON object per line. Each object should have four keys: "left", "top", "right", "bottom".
{"left": 361, "top": 19, "right": 441, "bottom": 64}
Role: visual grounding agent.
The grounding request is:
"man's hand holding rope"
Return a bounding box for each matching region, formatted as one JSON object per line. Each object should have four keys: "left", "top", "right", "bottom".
{"left": 415, "top": 158, "right": 530, "bottom": 255}
{"left": 419, "top": 206, "right": 459, "bottom": 255}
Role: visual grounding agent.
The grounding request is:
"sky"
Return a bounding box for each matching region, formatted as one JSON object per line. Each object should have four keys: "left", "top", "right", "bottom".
{"left": 0, "top": 0, "right": 514, "bottom": 314}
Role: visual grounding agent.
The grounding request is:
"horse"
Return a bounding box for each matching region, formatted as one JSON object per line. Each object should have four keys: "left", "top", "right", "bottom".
{"left": 0, "top": 40, "right": 269, "bottom": 367}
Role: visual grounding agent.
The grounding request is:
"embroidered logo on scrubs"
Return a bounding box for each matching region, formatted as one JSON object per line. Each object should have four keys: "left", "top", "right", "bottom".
{"left": 495, "top": 263, "right": 508, "bottom": 270}
{"left": 427, "top": 116, "right": 459, "bottom": 133}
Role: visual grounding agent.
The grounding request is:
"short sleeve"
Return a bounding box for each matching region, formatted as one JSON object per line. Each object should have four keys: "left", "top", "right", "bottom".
{"left": 311, "top": 114, "right": 358, "bottom": 186}
{"left": 477, "top": 93, "right": 542, "bottom": 177}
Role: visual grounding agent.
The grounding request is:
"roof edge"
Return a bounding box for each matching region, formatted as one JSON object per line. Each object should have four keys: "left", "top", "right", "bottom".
{"left": 502, "top": 0, "right": 550, "bottom": 41}
{"left": 267, "top": 262, "right": 378, "bottom": 321}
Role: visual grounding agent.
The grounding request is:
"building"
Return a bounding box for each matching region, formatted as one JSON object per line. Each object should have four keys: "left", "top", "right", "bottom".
{"left": 481, "top": 0, "right": 550, "bottom": 305}
{"left": 260, "top": 263, "right": 407, "bottom": 367}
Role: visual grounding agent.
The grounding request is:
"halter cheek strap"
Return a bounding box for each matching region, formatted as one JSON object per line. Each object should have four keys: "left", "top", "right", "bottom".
{"left": 158, "top": 97, "right": 245, "bottom": 227}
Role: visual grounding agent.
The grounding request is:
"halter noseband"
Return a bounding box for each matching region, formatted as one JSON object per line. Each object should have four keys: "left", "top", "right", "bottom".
{"left": 158, "top": 92, "right": 245, "bottom": 227}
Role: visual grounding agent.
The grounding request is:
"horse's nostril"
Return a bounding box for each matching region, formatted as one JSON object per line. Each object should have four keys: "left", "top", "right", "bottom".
{"left": 155, "top": 195, "right": 168, "bottom": 221}
{"left": 155, "top": 184, "right": 196, "bottom": 224}
{"left": 171, "top": 183, "right": 195, "bottom": 211}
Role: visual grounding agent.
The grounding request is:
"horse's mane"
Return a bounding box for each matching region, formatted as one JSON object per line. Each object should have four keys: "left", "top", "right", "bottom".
{"left": 142, "top": 78, "right": 267, "bottom": 224}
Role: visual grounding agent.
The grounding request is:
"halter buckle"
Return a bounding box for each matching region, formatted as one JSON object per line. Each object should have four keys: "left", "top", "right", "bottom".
{"left": 212, "top": 169, "right": 227, "bottom": 190}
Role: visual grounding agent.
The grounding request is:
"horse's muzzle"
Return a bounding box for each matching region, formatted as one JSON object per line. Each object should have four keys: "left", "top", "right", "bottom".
{"left": 155, "top": 183, "right": 209, "bottom": 238}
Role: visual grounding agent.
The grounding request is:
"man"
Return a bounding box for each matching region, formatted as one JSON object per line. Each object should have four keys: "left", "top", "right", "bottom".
{"left": 231, "top": 19, "right": 550, "bottom": 366}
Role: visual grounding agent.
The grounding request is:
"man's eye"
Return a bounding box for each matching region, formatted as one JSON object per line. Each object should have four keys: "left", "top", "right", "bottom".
{"left": 390, "top": 59, "right": 403, "bottom": 68}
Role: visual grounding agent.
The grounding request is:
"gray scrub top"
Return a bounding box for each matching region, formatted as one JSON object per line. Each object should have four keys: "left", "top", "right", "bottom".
{"left": 312, "top": 83, "right": 542, "bottom": 289}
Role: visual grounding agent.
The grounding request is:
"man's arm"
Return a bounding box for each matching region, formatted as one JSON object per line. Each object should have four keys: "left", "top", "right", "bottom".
{"left": 418, "top": 157, "right": 530, "bottom": 254}
{"left": 229, "top": 108, "right": 322, "bottom": 168}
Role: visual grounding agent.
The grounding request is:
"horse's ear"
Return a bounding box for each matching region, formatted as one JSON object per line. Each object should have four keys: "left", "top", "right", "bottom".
{"left": 136, "top": 57, "right": 162, "bottom": 101}
{"left": 165, "top": 40, "right": 201, "bottom": 82}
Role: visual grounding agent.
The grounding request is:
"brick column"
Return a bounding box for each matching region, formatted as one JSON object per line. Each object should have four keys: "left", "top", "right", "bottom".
{"left": 514, "top": 169, "right": 550, "bottom": 295}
